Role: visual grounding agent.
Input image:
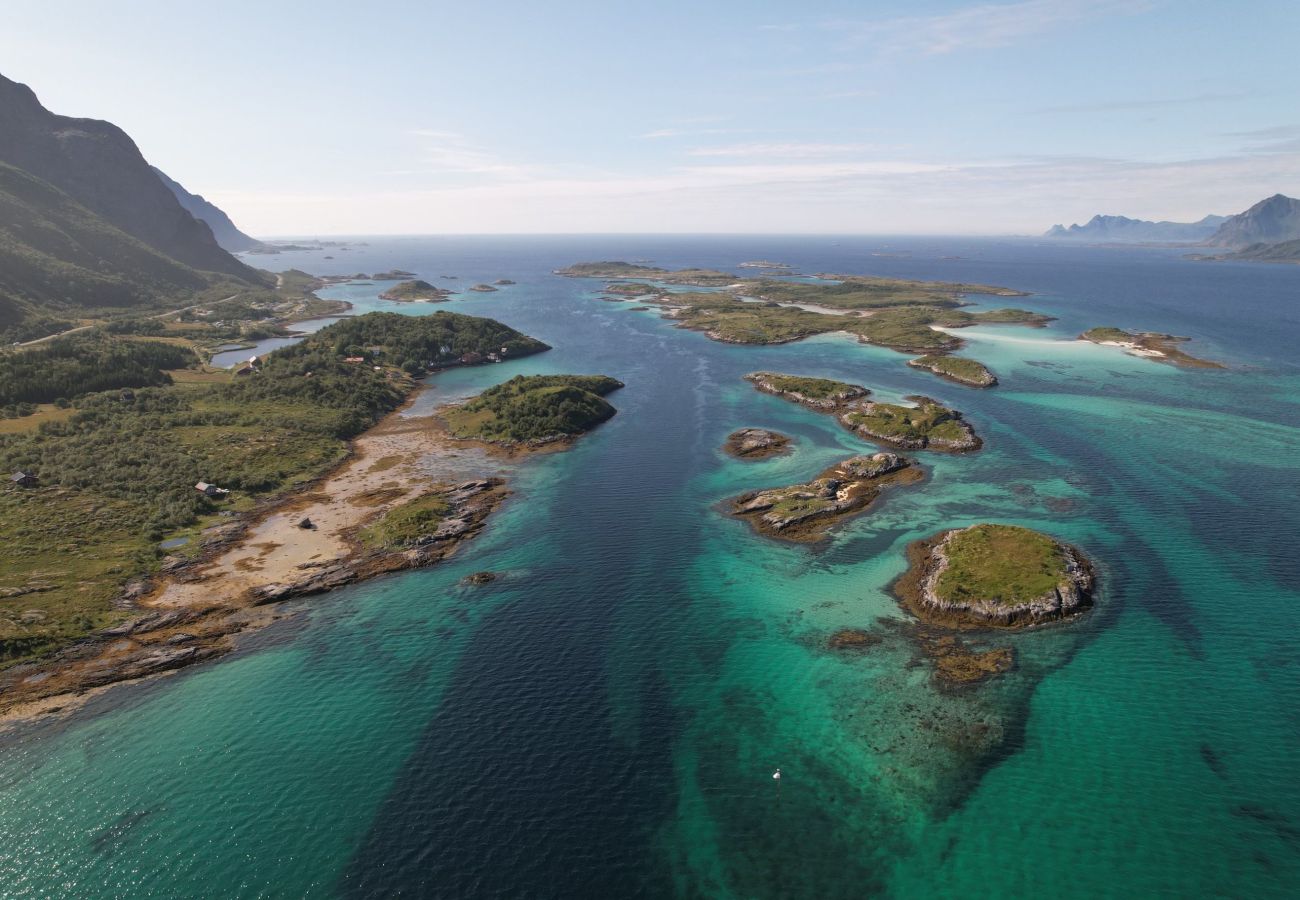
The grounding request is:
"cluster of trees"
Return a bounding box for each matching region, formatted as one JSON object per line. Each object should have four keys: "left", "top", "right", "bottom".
{"left": 0, "top": 333, "right": 196, "bottom": 405}
{"left": 297, "top": 311, "right": 550, "bottom": 375}
{"left": 449, "top": 375, "right": 622, "bottom": 442}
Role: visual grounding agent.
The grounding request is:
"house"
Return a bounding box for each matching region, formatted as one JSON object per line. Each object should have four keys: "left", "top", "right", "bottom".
{"left": 10, "top": 471, "right": 38, "bottom": 488}
{"left": 459, "top": 351, "right": 484, "bottom": 365}
{"left": 234, "top": 365, "right": 255, "bottom": 377}
{"left": 344, "top": 356, "right": 365, "bottom": 364}
{"left": 195, "top": 481, "right": 230, "bottom": 498}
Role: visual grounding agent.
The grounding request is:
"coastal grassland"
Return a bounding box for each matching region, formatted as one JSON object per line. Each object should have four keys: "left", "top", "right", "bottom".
{"left": 933, "top": 524, "right": 1071, "bottom": 607}
{"left": 0, "top": 311, "right": 550, "bottom": 665}
{"left": 442, "top": 374, "right": 623, "bottom": 444}
{"left": 907, "top": 355, "right": 997, "bottom": 387}
{"left": 358, "top": 492, "right": 452, "bottom": 550}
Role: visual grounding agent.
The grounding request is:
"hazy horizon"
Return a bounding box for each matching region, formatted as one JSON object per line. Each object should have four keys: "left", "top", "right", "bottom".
{"left": 4, "top": 0, "right": 1298, "bottom": 237}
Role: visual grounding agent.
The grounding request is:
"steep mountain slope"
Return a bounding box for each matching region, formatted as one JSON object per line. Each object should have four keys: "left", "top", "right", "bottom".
{"left": 0, "top": 73, "right": 254, "bottom": 278}
{"left": 1044, "top": 214, "right": 1225, "bottom": 243}
{"left": 153, "top": 167, "right": 263, "bottom": 253}
{"left": 1206, "top": 194, "right": 1300, "bottom": 247}
{"left": 0, "top": 161, "right": 217, "bottom": 334}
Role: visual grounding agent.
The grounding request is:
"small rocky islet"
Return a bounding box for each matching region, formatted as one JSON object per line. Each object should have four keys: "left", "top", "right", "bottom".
{"left": 730, "top": 452, "right": 921, "bottom": 541}
{"left": 723, "top": 428, "right": 792, "bottom": 459}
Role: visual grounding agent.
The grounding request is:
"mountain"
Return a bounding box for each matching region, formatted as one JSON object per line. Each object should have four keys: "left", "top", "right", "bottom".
{"left": 0, "top": 161, "right": 220, "bottom": 336}
{"left": 1044, "top": 214, "right": 1226, "bottom": 243}
{"left": 1205, "top": 194, "right": 1300, "bottom": 247}
{"left": 0, "top": 72, "right": 253, "bottom": 279}
{"left": 153, "top": 167, "right": 263, "bottom": 253}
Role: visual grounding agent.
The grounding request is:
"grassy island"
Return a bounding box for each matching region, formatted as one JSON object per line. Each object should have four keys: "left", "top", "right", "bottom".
{"left": 379, "top": 279, "right": 453, "bottom": 302}
{"left": 907, "top": 354, "right": 998, "bottom": 387}
{"left": 730, "top": 452, "right": 922, "bottom": 541}
{"left": 440, "top": 374, "right": 623, "bottom": 446}
{"left": 839, "top": 397, "right": 980, "bottom": 452}
{"left": 896, "top": 524, "right": 1095, "bottom": 628}
{"left": 0, "top": 311, "right": 548, "bottom": 665}
{"left": 1080, "top": 327, "right": 1223, "bottom": 368}
{"left": 744, "top": 372, "right": 869, "bottom": 410}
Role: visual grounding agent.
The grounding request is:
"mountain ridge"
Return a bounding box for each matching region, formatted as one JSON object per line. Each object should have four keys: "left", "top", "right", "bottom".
{"left": 0, "top": 72, "right": 253, "bottom": 279}
{"left": 152, "top": 167, "right": 263, "bottom": 253}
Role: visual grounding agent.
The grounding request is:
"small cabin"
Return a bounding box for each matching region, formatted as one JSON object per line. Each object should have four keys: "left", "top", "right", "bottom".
{"left": 195, "top": 481, "right": 230, "bottom": 498}
{"left": 234, "top": 365, "right": 255, "bottom": 377}
{"left": 344, "top": 356, "right": 365, "bottom": 364}
{"left": 10, "top": 471, "right": 38, "bottom": 488}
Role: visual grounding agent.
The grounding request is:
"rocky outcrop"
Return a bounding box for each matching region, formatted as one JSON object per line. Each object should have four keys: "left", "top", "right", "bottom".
{"left": 723, "top": 428, "right": 792, "bottom": 459}
{"left": 730, "top": 452, "right": 918, "bottom": 541}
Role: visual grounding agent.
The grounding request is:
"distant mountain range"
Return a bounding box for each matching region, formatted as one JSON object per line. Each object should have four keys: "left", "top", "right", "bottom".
{"left": 153, "top": 167, "right": 263, "bottom": 253}
{"left": 0, "top": 73, "right": 266, "bottom": 340}
{"left": 1044, "top": 214, "right": 1226, "bottom": 243}
{"left": 1045, "top": 194, "right": 1300, "bottom": 256}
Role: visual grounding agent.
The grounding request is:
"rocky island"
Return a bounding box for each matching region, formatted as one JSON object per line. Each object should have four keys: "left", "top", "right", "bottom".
{"left": 840, "top": 396, "right": 980, "bottom": 452}
{"left": 723, "top": 428, "right": 792, "bottom": 459}
{"left": 744, "top": 372, "right": 869, "bottom": 410}
{"left": 730, "top": 452, "right": 921, "bottom": 541}
{"left": 1080, "top": 327, "right": 1223, "bottom": 369}
{"left": 746, "top": 373, "right": 981, "bottom": 452}
{"left": 440, "top": 374, "right": 624, "bottom": 450}
{"left": 468, "top": 283, "right": 499, "bottom": 292}
{"left": 907, "top": 354, "right": 998, "bottom": 387}
{"left": 895, "top": 524, "right": 1095, "bottom": 628}
{"left": 379, "top": 279, "right": 454, "bottom": 302}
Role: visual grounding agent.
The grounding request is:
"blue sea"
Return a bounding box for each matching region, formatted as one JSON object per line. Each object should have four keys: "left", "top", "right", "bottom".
{"left": 1, "top": 236, "right": 1298, "bottom": 897}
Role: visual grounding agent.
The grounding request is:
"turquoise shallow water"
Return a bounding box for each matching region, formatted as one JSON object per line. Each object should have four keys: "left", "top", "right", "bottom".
{"left": 1, "top": 237, "right": 1298, "bottom": 897}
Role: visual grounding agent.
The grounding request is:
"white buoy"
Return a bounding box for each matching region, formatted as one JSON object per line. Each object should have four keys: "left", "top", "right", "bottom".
{"left": 773, "top": 768, "right": 781, "bottom": 781}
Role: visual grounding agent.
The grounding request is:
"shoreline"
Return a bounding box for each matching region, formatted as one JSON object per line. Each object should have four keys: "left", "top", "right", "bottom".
{"left": 0, "top": 388, "right": 508, "bottom": 730}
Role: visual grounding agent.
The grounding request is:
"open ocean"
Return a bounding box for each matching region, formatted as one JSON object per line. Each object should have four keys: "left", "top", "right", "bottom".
{"left": 2, "top": 236, "right": 1298, "bottom": 898}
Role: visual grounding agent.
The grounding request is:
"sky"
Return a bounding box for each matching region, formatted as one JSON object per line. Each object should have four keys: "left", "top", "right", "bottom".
{"left": 3, "top": 0, "right": 1299, "bottom": 236}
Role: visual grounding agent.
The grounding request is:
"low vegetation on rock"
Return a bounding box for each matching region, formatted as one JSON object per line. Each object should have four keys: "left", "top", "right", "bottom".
{"left": 441, "top": 374, "right": 624, "bottom": 445}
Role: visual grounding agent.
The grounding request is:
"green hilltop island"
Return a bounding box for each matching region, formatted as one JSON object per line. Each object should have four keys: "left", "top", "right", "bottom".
{"left": 379, "top": 279, "right": 454, "bottom": 302}
{"left": 439, "top": 374, "right": 624, "bottom": 449}
{"left": 555, "top": 260, "right": 1048, "bottom": 385}
{"left": 894, "top": 524, "right": 1096, "bottom": 629}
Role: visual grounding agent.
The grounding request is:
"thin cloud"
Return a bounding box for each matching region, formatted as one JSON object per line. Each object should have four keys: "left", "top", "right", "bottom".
{"left": 1034, "top": 91, "right": 1250, "bottom": 114}
{"left": 687, "top": 142, "right": 881, "bottom": 159}
{"left": 832, "top": 0, "right": 1150, "bottom": 56}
